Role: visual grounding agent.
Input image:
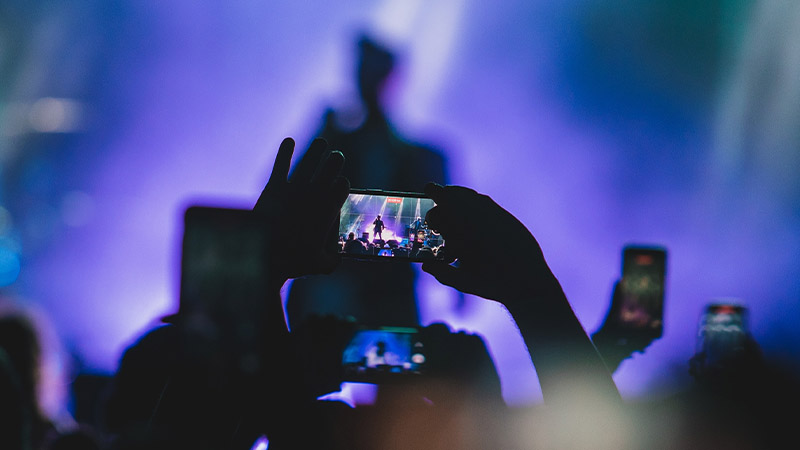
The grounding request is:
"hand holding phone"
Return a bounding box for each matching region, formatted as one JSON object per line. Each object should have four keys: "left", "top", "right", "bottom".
{"left": 339, "top": 322, "right": 502, "bottom": 404}
{"left": 254, "top": 137, "right": 350, "bottom": 281}
{"left": 420, "top": 183, "right": 557, "bottom": 305}
{"left": 591, "top": 245, "right": 666, "bottom": 372}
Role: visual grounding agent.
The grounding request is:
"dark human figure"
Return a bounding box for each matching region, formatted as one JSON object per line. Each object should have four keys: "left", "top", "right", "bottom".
{"left": 419, "top": 183, "right": 624, "bottom": 449}
{"left": 410, "top": 216, "right": 424, "bottom": 236}
{"left": 286, "top": 33, "right": 450, "bottom": 330}
{"left": 343, "top": 231, "right": 367, "bottom": 254}
{"left": 0, "top": 348, "right": 29, "bottom": 450}
{"left": 625, "top": 312, "right": 800, "bottom": 450}
{"left": 105, "top": 138, "right": 350, "bottom": 449}
{"left": 0, "top": 313, "right": 60, "bottom": 450}
{"left": 372, "top": 214, "right": 385, "bottom": 241}
{"left": 316, "top": 183, "right": 626, "bottom": 450}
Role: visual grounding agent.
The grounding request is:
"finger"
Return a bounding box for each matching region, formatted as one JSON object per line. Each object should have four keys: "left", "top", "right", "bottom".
{"left": 422, "top": 261, "right": 468, "bottom": 291}
{"left": 312, "top": 150, "right": 345, "bottom": 187}
{"left": 424, "top": 182, "right": 445, "bottom": 203}
{"left": 425, "top": 205, "right": 463, "bottom": 244}
{"left": 425, "top": 205, "right": 444, "bottom": 231}
{"left": 255, "top": 138, "right": 296, "bottom": 213}
{"left": 289, "top": 138, "right": 328, "bottom": 183}
{"left": 313, "top": 245, "right": 341, "bottom": 276}
{"left": 329, "top": 175, "right": 351, "bottom": 208}
{"left": 268, "top": 137, "right": 295, "bottom": 185}
{"left": 314, "top": 176, "right": 350, "bottom": 228}
{"left": 434, "top": 245, "right": 457, "bottom": 264}
{"left": 425, "top": 183, "right": 480, "bottom": 206}
{"left": 321, "top": 177, "right": 350, "bottom": 238}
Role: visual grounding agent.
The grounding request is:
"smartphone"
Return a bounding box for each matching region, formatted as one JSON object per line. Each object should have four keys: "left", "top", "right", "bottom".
{"left": 341, "top": 326, "right": 427, "bottom": 383}
{"left": 697, "top": 302, "right": 748, "bottom": 367}
{"left": 338, "top": 189, "right": 444, "bottom": 262}
{"left": 615, "top": 245, "right": 667, "bottom": 337}
{"left": 178, "top": 206, "right": 269, "bottom": 374}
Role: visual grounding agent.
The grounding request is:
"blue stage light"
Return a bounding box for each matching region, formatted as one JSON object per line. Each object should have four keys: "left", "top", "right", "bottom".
{"left": 0, "top": 247, "right": 21, "bottom": 287}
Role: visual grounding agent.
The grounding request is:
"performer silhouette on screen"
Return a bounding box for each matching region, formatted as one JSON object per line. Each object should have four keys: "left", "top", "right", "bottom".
{"left": 373, "top": 215, "right": 385, "bottom": 241}
{"left": 410, "top": 217, "right": 424, "bottom": 236}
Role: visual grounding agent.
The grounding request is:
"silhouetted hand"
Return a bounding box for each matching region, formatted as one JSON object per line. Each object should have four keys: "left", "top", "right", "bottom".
{"left": 254, "top": 137, "right": 349, "bottom": 283}
{"left": 420, "top": 183, "right": 622, "bottom": 409}
{"left": 415, "top": 323, "right": 503, "bottom": 405}
{"left": 591, "top": 281, "right": 660, "bottom": 373}
{"left": 421, "top": 183, "right": 559, "bottom": 305}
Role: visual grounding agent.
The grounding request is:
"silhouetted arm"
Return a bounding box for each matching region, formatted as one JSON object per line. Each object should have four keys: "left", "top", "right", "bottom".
{"left": 251, "top": 137, "right": 350, "bottom": 448}
{"left": 252, "top": 137, "right": 349, "bottom": 331}
{"left": 421, "top": 183, "right": 620, "bottom": 407}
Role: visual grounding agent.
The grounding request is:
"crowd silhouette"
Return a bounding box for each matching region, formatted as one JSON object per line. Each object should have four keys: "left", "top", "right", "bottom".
{"left": 4, "top": 134, "right": 798, "bottom": 449}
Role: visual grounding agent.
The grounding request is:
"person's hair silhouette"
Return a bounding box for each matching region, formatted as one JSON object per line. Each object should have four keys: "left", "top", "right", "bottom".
{"left": 356, "top": 35, "right": 395, "bottom": 114}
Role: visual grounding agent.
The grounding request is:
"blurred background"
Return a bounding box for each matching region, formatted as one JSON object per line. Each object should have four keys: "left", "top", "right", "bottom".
{"left": 1, "top": 0, "right": 798, "bottom": 422}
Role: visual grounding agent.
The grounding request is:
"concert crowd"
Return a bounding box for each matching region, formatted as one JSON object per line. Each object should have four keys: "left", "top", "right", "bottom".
{"left": 2, "top": 9, "right": 800, "bottom": 450}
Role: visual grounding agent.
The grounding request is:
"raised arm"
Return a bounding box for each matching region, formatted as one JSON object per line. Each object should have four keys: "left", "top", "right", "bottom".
{"left": 251, "top": 137, "right": 350, "bottom": 448}
{"left": 420, "top": 183, "right": 621, "bottom": 408}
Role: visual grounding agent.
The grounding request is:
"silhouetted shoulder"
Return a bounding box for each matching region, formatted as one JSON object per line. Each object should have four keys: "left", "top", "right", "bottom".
{"left": 104, "top": 324, "right": 178, "bottom": 433}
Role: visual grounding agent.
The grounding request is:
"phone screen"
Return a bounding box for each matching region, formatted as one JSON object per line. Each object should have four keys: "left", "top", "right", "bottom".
{"left": 341, "top": 326, "right": 426, "bottom": 383}
{"left": 179, "top": 206, "right": 269, "bottom": 373}
{"left": 697, "top": 303, "right": 748, "bottom": 366}
{"left": 617, "top": 245, "right": 667, "bottom": 336}
{"left": 338, "top": 190, "right": 444, "bottom": 261}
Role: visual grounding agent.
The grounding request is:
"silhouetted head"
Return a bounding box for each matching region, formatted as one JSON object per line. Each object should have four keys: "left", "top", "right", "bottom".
{"left": 357, "top": 35, "right": 395, "bottom": 112}
{"left": 0, "top": 314, "right": 42, "bottom": 416}
{"left": 45, "top": 426, "right": 102, "bottom": 450}
{"left": 348, "top": 232, "right": 355, "bottom": 240}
